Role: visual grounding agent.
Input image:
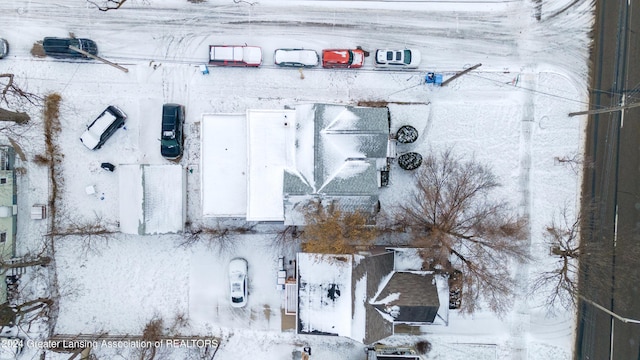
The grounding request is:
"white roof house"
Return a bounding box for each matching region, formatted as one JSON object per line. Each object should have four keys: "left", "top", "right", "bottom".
{"left": 201, "top": 110, "right": 296, "bottom": 220}
{"left": 119, "top": 164, "right": 186, "bottom": 235}
{"left": 200, "top": 114, "right": 248, "bottom": 217}
{"left": 200, "top": 104, "right": 390, "bottom": 224}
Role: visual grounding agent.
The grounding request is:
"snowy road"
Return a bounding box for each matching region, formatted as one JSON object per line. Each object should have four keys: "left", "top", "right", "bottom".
{"left": 1, "top": 0, "right": 592, "bottom": 76}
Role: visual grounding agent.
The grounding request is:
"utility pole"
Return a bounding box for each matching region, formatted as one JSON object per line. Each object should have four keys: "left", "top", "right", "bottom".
{"left": 579, "top": 295, "right": 640, "bottom": 324}
{"left": 440, "top": 63, "right": 482, "bottom": 87}
{"left": 68, "top": 46, "right": 129, "bottom": 73}
{"left": 568, "top": 102, "right": 640, "bottom": 117}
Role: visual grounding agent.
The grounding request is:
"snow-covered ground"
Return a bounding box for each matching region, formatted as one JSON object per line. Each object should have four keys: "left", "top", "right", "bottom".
{"left": 0, "top": 0, "right": 592, "bottom": 358}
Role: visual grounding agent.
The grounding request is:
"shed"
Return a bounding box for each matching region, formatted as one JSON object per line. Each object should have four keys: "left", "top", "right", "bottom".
{"left": 119, "top": 164, "right": 186, "bottom": 235}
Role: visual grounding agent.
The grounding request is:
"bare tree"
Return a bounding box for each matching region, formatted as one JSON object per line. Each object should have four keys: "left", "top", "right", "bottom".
{"left": 300, "top": 200, "right": 378, "bottom": 254}
{"left": 0, "top": 256, "right": 51, "bottom": 275}
{"left": 87, "top": 0, "right": 128, "bottom": 11}
{"left": 179, "top": 223, "right": 255, "bottom": 254}
{"left": 531, "top": 206, "right": 580, "bottom": 310}
{"left": 554, "top": 152, "right": 593, "bottom": 175}
{"left": 532, "top": 203, "right": 640, "bottom": 313}
{"left": 0, "top": 73, "right": 42, "bottom": 124}
{"left": 0, "top": 297, "right": 53, "bottom": 327}
{"left": 393, "top": 148, "right": 528, "bottom": 315}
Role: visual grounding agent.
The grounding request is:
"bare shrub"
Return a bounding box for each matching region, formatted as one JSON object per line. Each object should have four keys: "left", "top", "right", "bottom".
{"left": 168, "top": 311, "right": 189, "bottom": 334}
{"left": 32, "top": 154, "right": 50, "bottom": 166}
{"left": 43, "top": 93, "right": 63, "bottom": 230}
{"left": 393, "top": 148, "right": 529, "bottom": 315}
{"left": 138, "top": 317, "right": 164, "bottom": 360}
{"left": 415, "top": 340, "right": 432, "bottom": 354}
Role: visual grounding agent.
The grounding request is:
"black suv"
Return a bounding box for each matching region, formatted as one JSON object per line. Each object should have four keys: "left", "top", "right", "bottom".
{"left": 161, "top": 104, "right": 185, "bottom": 160}
{"left": 43, "top": 37, "right": 98, "bottom": 58}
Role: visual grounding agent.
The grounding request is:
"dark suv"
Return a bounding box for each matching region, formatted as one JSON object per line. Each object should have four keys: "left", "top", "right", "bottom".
{"left": 43, "top": 37, "right": 98, "bottom": 58}
{"left": 161, "top": 104, "right": 185, "bottom": 160}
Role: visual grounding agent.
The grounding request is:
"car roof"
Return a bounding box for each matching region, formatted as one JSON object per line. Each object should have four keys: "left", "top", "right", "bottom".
{"left": 80, "top": 109, "right": 119, "bottom": 149}
{"left": 275, "top": 49, "right": 318, "bottom": 65}
{"left": 323, "top": 49, "right": 351, "bottom": 63}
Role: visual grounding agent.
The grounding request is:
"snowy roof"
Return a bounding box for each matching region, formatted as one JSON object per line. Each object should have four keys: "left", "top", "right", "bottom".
{"left": 118, "top": 164, "right": 185, "bottom": 235}
{"left": 201, "top": 111, "right": 296, "bottom": 220}
{"left": 283, "top": 104, "right": 389, "bottom": 225}
{"left": 246, "top": 109, "right": 297, "bottom": 221}
{"left": 297, "top": 253, "right": 353, "bottom": 337}
{"left": 201, "top": 114, "right": 248, "bottom": 217}
{"left": 297, "top": 250, "right": 442, "bottom": 344}
{"left": 371, "top": 272, "right": 440, "bottom": 323}
{"left": 201, "top": 104, "right": 388, "bottom": 223}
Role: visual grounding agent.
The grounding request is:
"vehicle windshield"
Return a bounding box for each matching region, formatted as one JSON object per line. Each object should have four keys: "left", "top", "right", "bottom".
{"left": 404, "top": 50, "right": 411, "bottom": 64}
{"left": 161, "top": 138, "right": 177, "bottom": 149}
{"left": 348, "top": 51, "right": 353, "bottom": 63}
{"left": 232, "top": 296, "right": 244, "bottom": 303}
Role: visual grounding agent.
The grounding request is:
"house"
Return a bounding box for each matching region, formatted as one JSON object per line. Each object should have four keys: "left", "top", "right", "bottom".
{"left": 295, "top": 249, "right": 445, "bottom": 345}
{"left": 200, "top": 104, "right": 392, "bottom": 224}
{"left": 118, "top": 164, "right": 186, "bottom": 235}
{"left": 0, "top": 146, "right": 17, "bottom": 303}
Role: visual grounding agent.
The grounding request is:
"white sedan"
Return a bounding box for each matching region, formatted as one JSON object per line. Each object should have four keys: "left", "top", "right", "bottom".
{"left": 374, "top": 49, "right": 421, "bottom": 69}
{"left": 229, "top": 258, "right": 248, "bottom": 308}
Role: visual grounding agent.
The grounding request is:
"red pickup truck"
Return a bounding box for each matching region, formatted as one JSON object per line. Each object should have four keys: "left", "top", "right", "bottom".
{"left": 209, "top": 45, "right": 262, "bottom": 67}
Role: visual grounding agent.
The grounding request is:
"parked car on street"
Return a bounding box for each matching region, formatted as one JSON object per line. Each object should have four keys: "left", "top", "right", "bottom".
{"left": 160, "top": 103, "right": 185, "bottom": 160}
{"left": 374, "top": 49, "right": 421, "bottom": 69}
{"left": 209, "top": 45, "right": 262, "bottom": 67}
{"left": 0, "top": 38, "right": 8, "bottom": 59}
{"left": 80, "top": 106, "right": 127, "bottom": 150}
{"left": 274, "top": 48, "right": 319, "bottom": 68}
{"left": 43, "top": 37, "right": 98, "bottom": 58}
{"left": 229, "top": 258, "right": 248, "bottom": 308}
{"left": 322, "top": 48, "right": 365, "bottom": 68}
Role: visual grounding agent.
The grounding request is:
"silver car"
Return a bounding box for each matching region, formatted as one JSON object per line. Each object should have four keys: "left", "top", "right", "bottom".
{"left": 274, "top": 48, "right": 319, "bottom": 68}
{"left": 229, "top": 258, "right": 248, "bottom": 308}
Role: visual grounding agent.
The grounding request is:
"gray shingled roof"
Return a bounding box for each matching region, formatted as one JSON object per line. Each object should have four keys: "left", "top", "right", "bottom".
{"left": 314, "top": 104, "right": 389, "bottom": 192}
{"left": 371, "top": 272, "right": 440, "bottom": 323}
{"left": 282, "top": 104, "right": 390, "bottom": 225}
{"left": 352, "top": 251, "right": 395, "bottom": 344}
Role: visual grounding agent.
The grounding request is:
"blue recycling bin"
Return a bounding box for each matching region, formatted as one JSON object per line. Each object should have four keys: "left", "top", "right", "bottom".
{"left": 425, "top": 72, "right": 443, "bottom": 85}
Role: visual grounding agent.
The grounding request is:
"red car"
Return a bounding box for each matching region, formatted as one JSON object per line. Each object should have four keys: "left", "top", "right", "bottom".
{"left": 322, "top": 49, "right": 365, "bottom": 69}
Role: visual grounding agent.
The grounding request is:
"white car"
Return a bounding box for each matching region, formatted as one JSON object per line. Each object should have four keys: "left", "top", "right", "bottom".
{"left": 374, "top": 49, "right": 421, "bottom": 69}
{"left": 80, "top": 106, "right": 127, "bottom": 150}
{"left": 229, "top": 258, "right": 248, "bottom": 308}
{"left": 274, "top": 48, "right": 319, "bottom": 68}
